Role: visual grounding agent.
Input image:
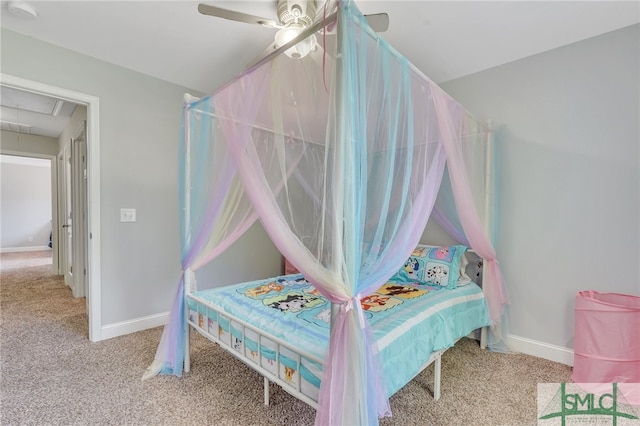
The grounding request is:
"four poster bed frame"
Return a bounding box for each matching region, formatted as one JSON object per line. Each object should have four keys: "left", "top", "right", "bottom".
{"left": 149, "top": 2, "right": 505, "bottom": 424}
{"left": 183, "top": 264, "right": 491, "bottom": 409}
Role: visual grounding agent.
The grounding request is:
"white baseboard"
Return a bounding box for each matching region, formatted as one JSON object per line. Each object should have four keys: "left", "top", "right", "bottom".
{"left": 100, "top": 311, "right": 169, "bottom": 341}
{"left": 1, "top": 246, "right": 50, "bottom": 253}
{"left": 507, "top": 334, "right": 574, "bottom": 366}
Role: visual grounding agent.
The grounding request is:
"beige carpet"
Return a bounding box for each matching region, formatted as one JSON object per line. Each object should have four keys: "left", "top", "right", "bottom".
{"left": 1, "top": 251, "right": 573, "bottom": 425}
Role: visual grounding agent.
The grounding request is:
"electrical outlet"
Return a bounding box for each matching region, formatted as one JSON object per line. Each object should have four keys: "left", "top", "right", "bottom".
{"left": 120, "top": 208, "right": 136, "bottom": 222}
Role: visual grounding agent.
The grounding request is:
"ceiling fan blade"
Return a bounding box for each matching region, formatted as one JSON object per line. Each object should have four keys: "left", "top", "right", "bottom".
{"left": 198, "top": 3, "right": 280, "bottom": 29}
{"left": 364, "top": 13, "right": 389, "bottom": 32}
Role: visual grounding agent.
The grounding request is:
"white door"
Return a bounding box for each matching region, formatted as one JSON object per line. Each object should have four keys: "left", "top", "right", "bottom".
{"left": 71, "top": 123, "right": 87, "bottom": 299}
{"left": 58, "top": 122, "right": 88, "bottom": 299}
{"left": 59, "top": 144, "right": 73, "bottom": 288}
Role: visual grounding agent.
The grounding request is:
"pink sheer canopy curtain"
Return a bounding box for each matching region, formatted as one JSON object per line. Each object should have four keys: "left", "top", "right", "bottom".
{"left": 432, "top": 89, "right": 509, "bottom": 343}
{"left": 211, "top": 3, "right": 452, "bottom": 424}
{"left": 142, "top": 96, "right": 260, "bottom": 380}
{"left": 144, "top": 2, "right": 507, "bottom": 425}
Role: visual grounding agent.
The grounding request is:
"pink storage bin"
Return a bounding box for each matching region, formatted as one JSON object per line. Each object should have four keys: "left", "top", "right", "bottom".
{"left": 573, "top": 291, "right": 640, "bottom": 405}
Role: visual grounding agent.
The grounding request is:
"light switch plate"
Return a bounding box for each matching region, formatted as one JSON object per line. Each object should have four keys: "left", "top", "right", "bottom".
{"left": 120, "top": 208, "right": 136, "bottom": 222}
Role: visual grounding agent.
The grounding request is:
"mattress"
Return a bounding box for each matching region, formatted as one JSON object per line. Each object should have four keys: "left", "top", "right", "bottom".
{"left": 187, "top": 274, "right": 489, "bottom": 401}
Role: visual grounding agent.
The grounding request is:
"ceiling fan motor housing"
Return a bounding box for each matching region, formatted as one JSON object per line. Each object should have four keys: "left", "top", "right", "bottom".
{"left": 277, "top": 0, "right": 316, "bottom": 27}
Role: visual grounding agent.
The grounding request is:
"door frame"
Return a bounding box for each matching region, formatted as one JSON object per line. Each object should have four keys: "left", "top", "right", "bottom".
{"left": 59, "top": 142, "right": 73, "bottom": 288}
{"left": 1, "top": 73, "right": 102, "bottom": 342}
{"left": 70, "top": 122, "right": 88, "bottom": 299}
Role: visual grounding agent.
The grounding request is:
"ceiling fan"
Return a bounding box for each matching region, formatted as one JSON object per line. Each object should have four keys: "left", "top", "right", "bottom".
{"left": 198, "top": 1, "right": 389, "bottom": 62}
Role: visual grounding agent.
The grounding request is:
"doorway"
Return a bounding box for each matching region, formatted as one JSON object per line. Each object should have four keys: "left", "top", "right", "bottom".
{"left": 0, "top": 73, "right": 102, "bottom": 342}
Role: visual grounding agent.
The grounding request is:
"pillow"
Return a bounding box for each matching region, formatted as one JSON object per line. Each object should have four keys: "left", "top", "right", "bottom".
{"left": 391, "top": 244, "right": 468, "bottom": 289}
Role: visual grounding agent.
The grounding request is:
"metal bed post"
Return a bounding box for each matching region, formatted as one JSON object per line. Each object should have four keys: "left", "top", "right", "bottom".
{"left": 484, "top": 120, "right": 494, "bottom": 252}
{"left": 433, "top": 356, "right": 442, "bottom": 400}
{"left": 184, "top": 268, "right": 192, "bottom": 373}
{"left": 325, "top": 4, "right": 343, "bottom": 400}
{"left": 479, "top": 119, "right": 494, "bottom": 350}
{"left": 183, "top": 93, "right": 197, "bottom": 373}
{"left": 264, "top": 377, "right": 270, "bottom": 406}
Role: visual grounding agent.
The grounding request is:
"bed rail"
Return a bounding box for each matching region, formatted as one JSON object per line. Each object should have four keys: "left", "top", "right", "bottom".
{"left": 186, "top": 293, "right": 324, "bottom": 408}
{"left": 186, "top": 292, "right": 450, "bottom": 408}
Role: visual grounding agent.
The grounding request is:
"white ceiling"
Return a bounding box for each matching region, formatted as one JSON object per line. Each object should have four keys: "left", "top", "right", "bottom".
{"left": 1, "top": 0, "right": 639, "bottom": 136}
{"left": 0, "top": 85, "right": 76, "bottom": 137}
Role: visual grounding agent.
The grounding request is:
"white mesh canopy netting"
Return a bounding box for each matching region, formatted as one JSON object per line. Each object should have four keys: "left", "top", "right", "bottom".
{"left": 145, "top": 2, "right": 508, "bottom": 425}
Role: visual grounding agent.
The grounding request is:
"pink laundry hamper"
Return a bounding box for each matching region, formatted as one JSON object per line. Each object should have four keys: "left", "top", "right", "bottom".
{"left": 573, "top": 291, "right": 640, "bottom": 405}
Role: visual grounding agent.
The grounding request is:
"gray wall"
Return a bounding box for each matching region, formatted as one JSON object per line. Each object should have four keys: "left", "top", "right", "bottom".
{"left": 1, "top": 131, "right": 59, "bottom": 157}
{"left": 1, "top": 29, "right": 282, "bottom": 328}
{"left": 0, "top": 156, "right": 52, "bottom": 250}
{"left": 440, "top": 24, "right": 640, "bottom": 350}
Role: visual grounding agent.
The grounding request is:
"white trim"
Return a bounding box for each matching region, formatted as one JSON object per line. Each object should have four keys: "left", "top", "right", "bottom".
{"left": 0, "top": 246, "right": 50, "bottom": 253}
{"left": 1, "top": 73, "right": 102, "bottom": 342}
{"left": 0, "top": 151, "right": 56, "bottom": 163}
{"left": 0, "top": 154, "right": 50, "bottom": 166}
{"left": 507, "top": 334, "right": 574, "bottom": 366}
{"left": 100, "top": 312, "right": 169, "bottom": 341}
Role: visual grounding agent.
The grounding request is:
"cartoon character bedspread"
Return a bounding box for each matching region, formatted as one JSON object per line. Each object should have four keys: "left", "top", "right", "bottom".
{"left": 187, "top": 274, "right": 489, "bottom": 399}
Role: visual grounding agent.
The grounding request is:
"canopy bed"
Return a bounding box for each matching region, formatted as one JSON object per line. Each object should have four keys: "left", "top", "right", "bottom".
{"left": 143, "top": 1, "right": 508, "bottom": 425}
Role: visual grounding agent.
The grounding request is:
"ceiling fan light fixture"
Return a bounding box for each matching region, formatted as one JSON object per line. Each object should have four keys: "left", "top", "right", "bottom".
{"left": 275, "top": 24, "right": 316, "bottom": 59}
{"left": 7, "top": 1, "right": 38, "bottom": 19}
